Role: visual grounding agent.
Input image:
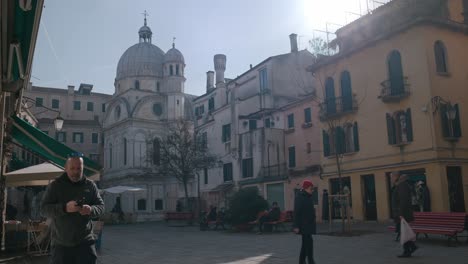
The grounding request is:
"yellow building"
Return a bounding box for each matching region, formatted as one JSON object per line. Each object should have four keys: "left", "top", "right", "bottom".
{"left": 308, "top": 0, "right": 468, "bottom": 222}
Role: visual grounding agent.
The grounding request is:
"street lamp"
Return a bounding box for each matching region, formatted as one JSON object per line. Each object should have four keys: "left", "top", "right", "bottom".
{"left": 54, "top": 113, "right": 64, "bottom": 131}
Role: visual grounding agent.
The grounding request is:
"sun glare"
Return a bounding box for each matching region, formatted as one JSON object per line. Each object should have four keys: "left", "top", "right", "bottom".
{"left": 303, "top": 0, "right": 365, "bottom": 31}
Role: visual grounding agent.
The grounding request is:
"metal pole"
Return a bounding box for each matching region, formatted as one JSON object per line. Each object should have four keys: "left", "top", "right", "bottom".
{"left": 0, "top": 93, "right": 7, "bottom": 251}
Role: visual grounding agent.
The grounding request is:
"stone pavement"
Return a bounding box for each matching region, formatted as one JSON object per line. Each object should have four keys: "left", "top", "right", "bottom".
{"left": 3, "top": 222, "right": 468, "bottom": 264}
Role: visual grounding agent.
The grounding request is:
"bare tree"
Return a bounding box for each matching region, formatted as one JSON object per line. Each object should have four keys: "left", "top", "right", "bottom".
{"left": 157, "top": 119, "right": 218, "bottom": 212}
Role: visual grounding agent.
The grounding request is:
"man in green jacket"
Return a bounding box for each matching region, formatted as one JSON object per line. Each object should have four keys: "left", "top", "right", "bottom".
{"left": 41, "top": 153, "right": 104, "bottom": 264}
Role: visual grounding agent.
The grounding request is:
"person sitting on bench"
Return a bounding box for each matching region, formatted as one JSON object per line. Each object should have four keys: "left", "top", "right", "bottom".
{"left": 257, "top": 202, "right": 281, "bottom": 234}
{"left": 207, "top": 206, "right": 217, "bottom": 222}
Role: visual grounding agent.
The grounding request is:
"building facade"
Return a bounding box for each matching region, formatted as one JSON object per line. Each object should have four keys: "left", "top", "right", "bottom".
{"left": 194, "top": 34, "right": 317, "bottom": 211}
{"left": 309, "top": 0, "right": 468, "bottom": 221}
{"left": 101, "top": 19, "right": 196, "bottom": 221}
{"left": 23, "top": 83, "right": 111, "bottom": 165}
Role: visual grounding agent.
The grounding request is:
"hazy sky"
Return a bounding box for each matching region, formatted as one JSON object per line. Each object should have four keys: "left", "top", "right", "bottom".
{"left": 31, "top": 0, "right": 385, "bottom": 96}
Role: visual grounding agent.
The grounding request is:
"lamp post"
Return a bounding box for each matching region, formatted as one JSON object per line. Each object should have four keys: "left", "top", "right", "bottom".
{"left": 54, "top": 113, "right": 64, "bottom": 131}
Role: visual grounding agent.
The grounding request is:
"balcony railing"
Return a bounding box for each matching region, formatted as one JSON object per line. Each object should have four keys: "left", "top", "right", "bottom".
{"left": 319, "top": 95, "right": 358, "bottom": 120}
{"left": 379, "top": 77, "right": 410, "bottom": 102}
{"left": 259, "top": 163, "right": 288, "bottom": 179}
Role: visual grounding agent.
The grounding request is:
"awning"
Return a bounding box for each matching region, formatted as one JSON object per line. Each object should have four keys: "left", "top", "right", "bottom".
{"left": 10, "top": 115, "right": 102, "bottom": 179}
{"left": 210, "top": 183, "right": 234, "bottom": 193}
{"left": 5, "top": 162, "right": 62, "bottom": 187}
{"left": 1, "top": 0, "right": 45, "bottom": 92}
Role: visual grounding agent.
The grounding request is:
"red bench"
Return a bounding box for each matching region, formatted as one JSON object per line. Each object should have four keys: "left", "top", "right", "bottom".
{"left": 264, "top": 211, "right": 288, "bottom": 232}
{"left": 388, "top": 212, "right": 468, "bottom": 246}
{"left": 165, "top": 212, "right": 194, "bottom": 225}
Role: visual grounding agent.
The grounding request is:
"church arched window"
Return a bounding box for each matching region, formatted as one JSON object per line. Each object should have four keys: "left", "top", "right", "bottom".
{"left": 170, "top": 65, "right": 174, "bottom": 76}
{"left": 135, "top": 80, "right": 140, "bottom": 90}
{"left": 153, "top": 138, "right": 160, "bottom": 165}
{"left": 156, "top": 82, "right": 160, "bottom": 92}
{"left": 176, "top": 65, "right": 180, "bottom": 76}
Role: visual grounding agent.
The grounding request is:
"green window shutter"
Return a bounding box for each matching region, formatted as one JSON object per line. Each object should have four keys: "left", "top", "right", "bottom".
{"left": 440, "top": 104, "right": 450, "bottom": 138}
{"left": 353, "top": 122, "right": 360, "bottom": 152}
{"left": 336, "top": 126, "right": 345, "bottom": 154}
{"left": 406, "top": 108, "right": 413, "bottom": 142}
{"left": 304, "top": 108, "right": 312, "bottom": 123}
{"left": 453, "top": 104, "right": 462, "bottom": 138}
{"left": 322, "top": 130, "right": 330, "bottom": 157}
{"left": 288, "top": 146, "right": 296, "bottom": 168}
{"left": 386, "top": 113, "right": 396, "bottom": 145}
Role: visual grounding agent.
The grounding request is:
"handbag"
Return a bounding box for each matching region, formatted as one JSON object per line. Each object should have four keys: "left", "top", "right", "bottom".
{"left": 400, "top": 218, "right": 416, "bottom": 245}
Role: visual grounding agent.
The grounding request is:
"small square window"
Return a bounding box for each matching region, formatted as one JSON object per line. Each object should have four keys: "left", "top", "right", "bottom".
{"left": 73, "top": 132, "right": 84, "bottom": 143}
{"left": 35, "top": 98, "right": 43, "bottom": 107}
{"left": 87, "top": 102, "right": 94, "bottom": 111}
{"left": 52, "top": 99, "right": 60, "bottom": 109}
{"left": 73, "top": 101, "right": 81, "bottom": 110}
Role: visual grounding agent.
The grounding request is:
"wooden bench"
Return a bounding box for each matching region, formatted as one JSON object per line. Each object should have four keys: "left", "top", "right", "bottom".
{"left": 388, "top": 212, "right": 468, "bottom": 246}
{"left": 165, "top": 212, "right": 194, "bottom": 226}
{"left": 264, "top": 211, "right": 288, "bottom": 232}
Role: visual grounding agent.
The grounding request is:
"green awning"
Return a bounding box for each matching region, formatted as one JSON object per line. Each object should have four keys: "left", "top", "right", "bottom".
{"left": 1, "top": 0, "right": 44, "bottom": 92}
{"left": 10, "top": 115, "right": 101, "bottom": 178}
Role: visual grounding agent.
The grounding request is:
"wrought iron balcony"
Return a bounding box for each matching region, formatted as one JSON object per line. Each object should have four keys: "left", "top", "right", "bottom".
{"left": 379, "top": 77, "right": 410, "bottom": 102}
{"left": 319, "top": 95, "right": 358, "bottom": 121}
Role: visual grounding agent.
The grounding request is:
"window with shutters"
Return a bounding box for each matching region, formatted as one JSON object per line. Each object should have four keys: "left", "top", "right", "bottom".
{"left": 288, "top": 146, "right": 296, "bottom": 168}
{"left": 322, "top": 122, "right": 360, "bottom": 157}
{"left": 304, "top": 108, "right": 312, "bottom": 123}
{"left": 325, "top": 77, "right": 336, "bottom": 115}
{"left": 137, "top": 199, "right": 147, "bottom": 211}
{"left": 265, "top": 118, "right": 271, "bottom": 128}
{"left": 440, "top": 103, "right": 461, "bottom": 140}
{"left": 434, "top": 41, "right": 448, "bottom": 74}
{"left": 386, "top": 109, "right": 413, "bottom": 145}
{"left": 222, "top": 124, "right": 231, "bottom": 142}
{"left": 208, "top": 97, "right": 215, "bottom": 112}
{"left": 340, "top": 71, "right": 353, "bottom": 112}
{"left": 242, "top": 158, "right": 253, "bottom": 178}
{"left": 287, "top": 114, "right": 295, "bottom": 129}
{"left": 35, "top": 97, "right": 43, "bottom": 107}
{"left": 387, "top": 50, "right": 405, "bottom": 96}
{"left": 249, "top": 120, "right": 257, "bottom": 131}
{"left": 223, "top": 163, "right": 233, "bottom": 182}
{"left": 52, "top": 99, "right": 60, "bottom": 109}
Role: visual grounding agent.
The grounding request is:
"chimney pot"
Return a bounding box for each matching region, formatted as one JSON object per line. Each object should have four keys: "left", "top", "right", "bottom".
{"left": 289, "top": 33, "right": 298, "bottom": 52}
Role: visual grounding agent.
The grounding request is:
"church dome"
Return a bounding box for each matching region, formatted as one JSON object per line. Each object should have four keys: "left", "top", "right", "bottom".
{"left": 116, "top": 43, "right": 165, "bottom": 80}
{"left": 164, "top": 44, "right": 185, "bottom": 64}
{"left": 116, "top": 17, "right": 165, "bottom": 80}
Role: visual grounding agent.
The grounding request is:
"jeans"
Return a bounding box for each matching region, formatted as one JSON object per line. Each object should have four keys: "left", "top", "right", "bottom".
{"left": 299, "top": 234, "right": 315, "bottom": 264}
{"left": 49, "top": 242, "right": 97, "bottom": 264}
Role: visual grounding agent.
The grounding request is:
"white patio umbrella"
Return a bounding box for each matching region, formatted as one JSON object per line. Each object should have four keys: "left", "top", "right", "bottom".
{"left": 5, "top": 162, "right": 63, "bottom": 187}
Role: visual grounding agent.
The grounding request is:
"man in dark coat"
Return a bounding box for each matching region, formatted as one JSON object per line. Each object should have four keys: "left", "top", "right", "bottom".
{"left": 41, "top": 154, "right": 104, "bottom": 264}
{"left": 391, "top": 171, "right": 418, "bottom": 258}
{"left": 293, "top": 180, "right": 316, "bottom": 264}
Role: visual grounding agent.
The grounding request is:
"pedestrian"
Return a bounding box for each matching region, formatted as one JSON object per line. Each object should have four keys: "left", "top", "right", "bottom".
{"left": 41, "top": 153, "right": 104, "bottom": 264}
{"left": 391, "top": 171, "right": 418, "bottom": 258}
{"left": 257, "top": 201, "right": 280, "bottom": 234}
{"left": 293, "top": 180, "right": 316, "bottom": 264}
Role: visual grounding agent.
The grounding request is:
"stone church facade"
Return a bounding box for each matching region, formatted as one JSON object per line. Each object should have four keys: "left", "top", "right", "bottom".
{"left": 101, "top": 18, "right": 196, "bottom": 222}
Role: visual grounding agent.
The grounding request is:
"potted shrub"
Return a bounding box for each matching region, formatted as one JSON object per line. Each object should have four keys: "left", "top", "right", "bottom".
{"left": 227, "top": 187, "right": 268, "bottom": 231}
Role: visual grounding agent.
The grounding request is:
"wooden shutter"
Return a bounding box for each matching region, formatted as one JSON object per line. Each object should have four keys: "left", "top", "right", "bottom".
{"left": 353, "top": 122, "right": 360, "bottom": 152}
{"left": 322, "top": 130, "right": 330, "bottom": 157}
{"left": 406, "top": 108, "right": 413, "bottom": 142}
{"left": 386, "top": 113, "right": 396, "bottom": 145}
{"left": 440, "top": 104, "right": 450, "bottom": 138}
{"left": 453, "top": 104, "right": 462, "bottom": 138}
